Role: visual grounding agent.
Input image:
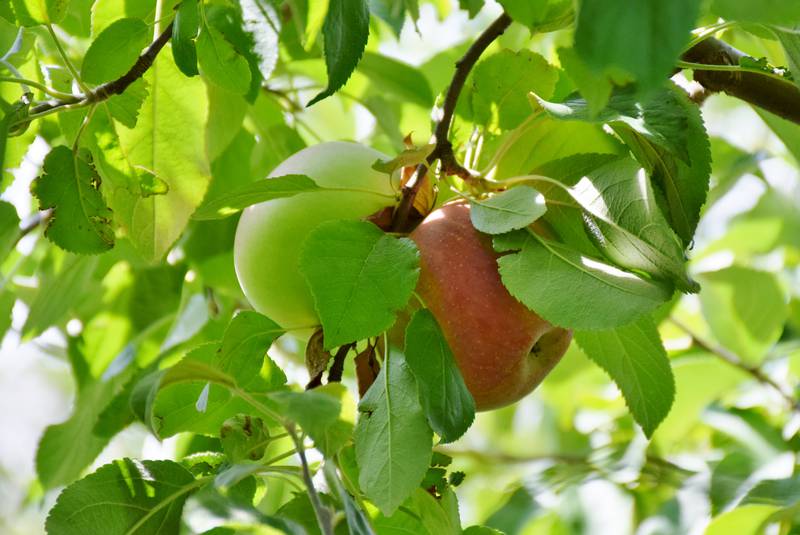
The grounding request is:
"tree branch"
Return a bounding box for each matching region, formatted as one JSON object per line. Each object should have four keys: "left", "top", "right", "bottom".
{"left": 669, "top": 316, "right": 799, "bottom": 410}
{"left": 392, "top": 12, "right": 512, "bottom": 232}
{"left": 22, "top": 23, "right": 174, "bottom": 121}
{"left": 681, "top": 37, "right": 800, "bottom": 125}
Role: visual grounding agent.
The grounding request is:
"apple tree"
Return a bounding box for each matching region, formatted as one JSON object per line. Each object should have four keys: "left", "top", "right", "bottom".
{"left": 1, "top": 0, "right": 800, "bottom": 533}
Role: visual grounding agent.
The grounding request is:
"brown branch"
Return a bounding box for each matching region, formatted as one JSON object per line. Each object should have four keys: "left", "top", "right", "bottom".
{"left": 13, "top": 210, "right": 51, "bottom": 246}
{"left": 25, "top": 23, "right": 174, "bottom": 119}
{"left": 670, "top": 316, "right": 799, "bottom": 410}
{"left": 682, "top": 37, "right": 800, "bottom": 124}
{"left": 392, "top": 12, "right": 512, "bottom": 232}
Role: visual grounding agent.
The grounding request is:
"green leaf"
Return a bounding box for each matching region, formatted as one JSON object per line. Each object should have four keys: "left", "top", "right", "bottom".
{"left": 698, "top": 267, "right": 787, "bottom": 364}
{"left": 459, "top": 0, "right": 483, "bottom": 18}
{"left": 757, "top": 108, "right": 800, "bottom": 166}
{"left": 308, "top": 0, "right": 370, "bottom": 106}
{"left": 574, "top": 315, "right": 675, "bottom": 437}
{"left": 469, "top": 186, "right": 546, "bottom": 235}
{"left": 370, "top": 0, "right": 406, "bottom": 35}
{"left": 0, "top": 199, "right": 19, "bottom": 264}
{"left": 218, "top": 310, "right": 285, "bottom": 378}
{"left": 36, "top": 356, "right": 134, "bottom": 489}
{"left": 704, "top": 504, "right": 780, "bottom": 535}
{"left": 652, "top": 353, "right": 747, "bottom": 447}
{"left": 206, "top": 83, "right": 247, "bottom": 162}
{"left": 153, "top": 312, "right": 285, "bottom": 436}
{"left": 272, "top": 384, "right": 355, "bottom": 456}
{"left": 497, "top": 0, "right": 573, "bottom": 32}
{"left": 10, "top": 0, "right": 69, "bottom": 25}
{"left": 562, "top": 157, "right": 696, "bottom": 292}
{"left": 712, "top": 0, "right": 800, "bottom": 24}
{"left": 374, "top": 488, "right": 460, "bottom": 535}
{"left": 355, "top": 352, "right": 433, "bottom": 516}
{"left": 710, "top": 452, "right": 758, "bottom": 515}
{"left": 743, "top": 475, "right": 800, "bottom": 508}
{"left": 240, "top": 0, "right": 280, "bottom": 80}
{"left": 105, "top": 78, "right": 148, "bottom": 128}
{"left": 172, "top": 0, "right": 200, "bottom": 77}
{"left": 557, "top": 46, "right": 612, "bottom": 114}
{"left": 192, "top": 174, "right": 321, "bottom": 220}
{"left": 31, "top": 146, "right": 115, "bottom": 254}
{"left": 300, "top": 220, "right": 420, "bottom": 349}
{"left": 153, "top": 341, "right": 285, "bottom": 437}
{"left": 45, "top": 458, "right": 200, "bottom": 535}
{"left": 574, "top": 0, "right": 701, "bottom": 92}
{"left": 463, "top": 528, "right": 504, "bottom": 535}
{"left": 22, "top": 255, "right": 98, "bottom": 337}
{"left": 403, "top": 309, "right": 475, "bottom": 443}
{"left": 197, "top": 23, "right": 252, "bottom": 95}
{"left": 534, "top": 85, "right": 695, "bottom": 163}
{"left": 495, "top": 231, "right": 672, "bottom": 329}
{"left": 471, "top": 49, "right": 558, "bottom": 130}
{"left": 0, "top": 0, "right": 14, "bottom": 22}
{"left": 774, "top": 27, "right": 800, "bottom": 93}
{"left": 95, "top": 53, "right": 210, "bottom": 262}
{"left": 611, "top": 87, "right": 711, "bottom": 246}
{"left": 357, "top": 51, "right": 434, "bottom": 107}
{"left": 80, "top": 18, "right": 149, "bottom": 85}
{"left": 323, "top": 463, "right": 374, "bottom": 535}
{"left": 219, "top": 415, "right": 271, "bottom": 462}
{"left": 486, "top": 113, "right": 624, "bottom": 181}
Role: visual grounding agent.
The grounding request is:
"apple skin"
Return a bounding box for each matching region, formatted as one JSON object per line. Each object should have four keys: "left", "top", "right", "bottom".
{"left": 409, "top": 201, "right": 572, "bottom": 411}
{"left": 234, "top": 142, "right": 398, "bottom": 329}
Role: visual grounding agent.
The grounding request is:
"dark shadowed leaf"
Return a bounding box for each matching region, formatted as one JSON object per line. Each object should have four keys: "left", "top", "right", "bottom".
{"left": 308, "top": 0, "right": 370, "bottom": 105}
{"left": 404, "top": 309, "right": 475, "bottom": 443}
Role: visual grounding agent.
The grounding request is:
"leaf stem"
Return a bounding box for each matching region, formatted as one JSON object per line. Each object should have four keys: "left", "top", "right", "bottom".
{"left": 46, "top": 24, "right": 89, "bottom": 93}
{"left": 0, "top": 77, "right": 77, "bottom": 100}
{"left": 72, "top": 104, "right": 97, "bottom": 151}
{"left": 682, "top": 21, "right": 738, "bottom": 52}
{"left": 668, "top": 316, "right": 798, "bottom": 409}
{"left": 288, "top": 424, "right": 334, "bottom": 535}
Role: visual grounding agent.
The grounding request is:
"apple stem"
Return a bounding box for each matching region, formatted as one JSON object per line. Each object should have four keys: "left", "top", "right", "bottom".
{"left": 392, "top": 12, "right": 513, "bottom": 232}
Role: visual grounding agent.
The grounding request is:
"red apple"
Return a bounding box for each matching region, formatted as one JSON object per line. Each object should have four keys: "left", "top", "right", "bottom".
{"left": 409, "top": 201, "right": 572, "bottom": 410}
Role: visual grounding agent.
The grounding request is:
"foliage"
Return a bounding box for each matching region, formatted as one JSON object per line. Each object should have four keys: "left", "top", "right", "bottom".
{"left": 1, "top": 0, "right": 800, "bottom": 534}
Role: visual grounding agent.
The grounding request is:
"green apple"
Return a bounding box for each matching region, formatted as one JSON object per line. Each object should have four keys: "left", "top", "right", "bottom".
{"left": 234, "top": 142, "right": 399, "bottom": 329}
{"left": 409, "top": 201, "right": 573, "bottom": 410}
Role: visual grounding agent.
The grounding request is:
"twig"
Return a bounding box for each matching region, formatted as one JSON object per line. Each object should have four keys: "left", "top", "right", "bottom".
{"left": 392, "top": 12, "right": 512, "bottom": 231}
{"left": 14, "top": 210, "right": 51, "bottom": 246}
{"left": 669, "top": 316, "right": 799, "bottom": 409}
{"left": 437, "top": 447, "right": 694, "bottom": 479}
{"left": 681, "top": 37, "right": 800, "bottom": 125}
{"left": 288, "top": 425, "right": 334, "bottom": 535}
{"left": 16, "top": 23, "right": 174, "bottom": 126}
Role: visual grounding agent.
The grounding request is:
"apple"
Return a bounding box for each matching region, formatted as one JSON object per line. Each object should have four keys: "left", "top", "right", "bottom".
{"left": 234, "top": 142, "right": 398, "bottom": 329}
{"left": 409, "top": 201, "right": 572, "bottom": 410}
